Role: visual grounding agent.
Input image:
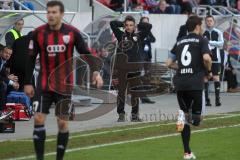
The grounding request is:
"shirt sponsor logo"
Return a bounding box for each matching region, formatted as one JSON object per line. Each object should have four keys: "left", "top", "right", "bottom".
{"left": 47, "top": 45, "right": 66, "bottom": 53}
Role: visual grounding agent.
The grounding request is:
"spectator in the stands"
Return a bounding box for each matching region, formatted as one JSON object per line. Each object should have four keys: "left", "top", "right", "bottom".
{"left": 166, "top": 0, "right": 181, "bottom": 13}
{"left": 130, "top": 0, "right": 147, "bottom": 11}
{"left": 178, "top": 0, "right": 199, "bottom": 14}
{"left": 200, "top": 0, "right": 217, "bottom": 5}
{"left": 0, "top": 45, "right": 19, "bottom": 119}
{"left": 226, "top": 0, "right": 238, "bottom": 8}
{"left": 106, "top": 0, "right": 124, "bottom": 11}
{"left": 14, "top": 0, "right": 35, "bottom": 10}
{"left": 145, "top": 0, "right": 159, "bottom": 9}
{"left": 5, "top": 19, "right": 24, "bottom": 48}
{"left": 1, "top": 1, "right": 12, "bottom": 10}
{"left": 224, "top": 19, "right": 240, "bottom": 60}
{"left": 22, "top": 0, "right": 35, "bottom": 10}
{"left": 201, "top": 0, "right": 227, "bottom": 6}
{"left": 224, "top": 54, "right": 240, "bottom": 92}
{"left": 129, "top": 0, "right": 150, "bottom": 12}
{"left": 150, "top": 0, "right": 174, "bottom": 14}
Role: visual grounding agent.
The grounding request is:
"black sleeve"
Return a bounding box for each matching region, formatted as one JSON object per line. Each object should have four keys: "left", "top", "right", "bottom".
{"left": 169, "top": 43, "right": 177, "bottom": 61}
{"left": 75, "top": 31, "right": 91, "bottom": 55}
{"left": 177, "top": 25, "right": 187, "bottom": 41}
{"left": 110, "top": 20, "right": 124, "bottom": 41}
{"left": 5, "top": 32, "right": 15, "bottom": 48}
{"left": 201, "top": 37, "right": 211, "bottom": 55}
{"left": 6, "top": 41, "right": 17, "bottom": 70}
{"left": 148, "top": 32, "right": 156, "bottom": 43}
{"left": 0, "top": 68, "right": 10, "bottom": 84}
{"left": 24, "top": 31, "right": 39, "bottom": 85}
{"left": 138, "top": 22, "right": 152, "bottom": 40}
{"left": 75, "top": 30, "right": 100, "bottom": 72}
{"left": 170, "top": 43, "right": 177, "bottom": 55}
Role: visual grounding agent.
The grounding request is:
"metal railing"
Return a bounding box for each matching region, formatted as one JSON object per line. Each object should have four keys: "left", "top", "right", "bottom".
{"left": 0, "top": 9, "right": 76, "bottom": 39}
{"left": 193, "top": 5, "right": 240, "bottom": 17}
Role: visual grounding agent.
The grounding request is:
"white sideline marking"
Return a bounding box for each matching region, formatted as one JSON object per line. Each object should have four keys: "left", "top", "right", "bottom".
{"left": 11, "top": 113, "right": 240, "bottom": 143}
{"left": 6, "top": 123, "right": 240, "bottom": 160}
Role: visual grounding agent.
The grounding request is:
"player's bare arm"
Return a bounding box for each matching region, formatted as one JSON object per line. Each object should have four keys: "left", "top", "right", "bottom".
{"left": 166, "top": 58, "right": 178, "bottom": 70}
{"left": 203, "top": 53, "right": 212, "bottom": 71}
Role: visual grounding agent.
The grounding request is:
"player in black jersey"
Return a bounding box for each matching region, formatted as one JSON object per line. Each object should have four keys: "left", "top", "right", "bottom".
{"left": 203, "top": 15, "right": 224, "bottom": 107}
{"left": 166, "top": 16, "right": 212, "bottom": 159}
{"left": 24, "top": 1, "right": 103, "bottom": 160}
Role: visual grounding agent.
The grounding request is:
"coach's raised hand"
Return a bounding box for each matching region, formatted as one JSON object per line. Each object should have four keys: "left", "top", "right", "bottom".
{"left": 92, "top": 71, "right": 103, "bottom": 89}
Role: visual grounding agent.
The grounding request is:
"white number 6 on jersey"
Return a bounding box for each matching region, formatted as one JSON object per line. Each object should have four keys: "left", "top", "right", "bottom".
{"left": 181, "top": 44, "right": 192, "bottom": 66}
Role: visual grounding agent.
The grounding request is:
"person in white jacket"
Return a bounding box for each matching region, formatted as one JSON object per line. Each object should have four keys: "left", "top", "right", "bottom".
{"left": 203, "top": 15, "right": 224, "bottom": 107}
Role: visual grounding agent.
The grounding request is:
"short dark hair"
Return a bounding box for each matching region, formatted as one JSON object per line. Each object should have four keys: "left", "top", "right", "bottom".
{"left": 0, "top": 43, "right": 4, "bottom": 51}
{"left": 205, "top": 15, "right": 214, "bottom": 21}
{"left": 140, "top": 17, "right": 149, "bottom": 23}
{"left": 15, "top": 19, "right": 24, "bottom": 24}
{"left": 124, "top": 15, "right": 135, "bottom": 24}
{"left": 47, "top": 0, "right": 65, "bottom": 13}
{"left": 186, "top": 16, "right": 202, "bottom": 32}
{"left": 4, "top": 46, "right": 12, "bottom": 50}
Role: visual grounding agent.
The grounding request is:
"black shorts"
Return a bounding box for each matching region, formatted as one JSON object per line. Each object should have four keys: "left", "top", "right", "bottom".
{"left": 212, "top": 63, "right": 221, "bottom": 76}
{"left": 177, "top": 90, "right": 204, "bottom": 115}
{"left": 33, "top": 91, "right": 72, "bottom": 117}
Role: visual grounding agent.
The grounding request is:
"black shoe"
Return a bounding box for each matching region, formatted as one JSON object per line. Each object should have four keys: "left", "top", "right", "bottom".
{"left": 117, "top": 113, "right": 126, "bottom": 122}
{"left": 206, "top": 99, "right": 212, "bottom": 107}
{"left": 141, "top": 98, "right": 155, "bottom": 104}
{"left": 216, "top": 99, "right": 221, "bottom": 107}
{"left": 131, "top": 114, "right": 143, "bottom": 122}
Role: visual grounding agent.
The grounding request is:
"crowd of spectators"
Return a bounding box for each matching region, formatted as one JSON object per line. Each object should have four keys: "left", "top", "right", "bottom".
{"left": 98, "top": 0, "right": 240, "bottom": 14}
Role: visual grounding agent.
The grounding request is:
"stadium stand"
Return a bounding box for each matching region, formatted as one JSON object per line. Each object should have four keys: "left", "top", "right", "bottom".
{"left": 97, "top": 0, "right": 233, "bottom": 13}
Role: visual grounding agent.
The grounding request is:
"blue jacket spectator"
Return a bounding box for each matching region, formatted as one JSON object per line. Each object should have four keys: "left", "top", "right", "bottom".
{"left": 14, "top": 0, "right": 34, "bottom": 10}
{"left": 23, "top": 1, "right": 34, "bottom": 10}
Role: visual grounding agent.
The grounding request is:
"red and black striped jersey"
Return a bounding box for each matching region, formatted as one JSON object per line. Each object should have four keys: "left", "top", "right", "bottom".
{"left": 25, "top": 23, "right": 94, "bottom": 93}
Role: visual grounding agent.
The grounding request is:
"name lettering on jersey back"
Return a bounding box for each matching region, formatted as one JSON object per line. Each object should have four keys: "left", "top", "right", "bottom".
{"left": 180, "top": 68, "right": 193, "bottom": 74}
{"left": 47, "top": 45, "right": 66, "bottom": 56}
{"left": 177, "top": 38, "right": 199, "bottom": 46}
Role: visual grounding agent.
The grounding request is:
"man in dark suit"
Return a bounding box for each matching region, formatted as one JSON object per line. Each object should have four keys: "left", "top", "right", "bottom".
{"left": 177, "top": 13, "right": 195, "bottom": 41}
{"left": 7, "top": 32, "right": 32, "bottom": 91}
{"left": 0, "top": 45, "right": 19, "bottom": 120}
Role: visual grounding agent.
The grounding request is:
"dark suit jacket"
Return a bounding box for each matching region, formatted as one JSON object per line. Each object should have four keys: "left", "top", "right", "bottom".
{"left": 0, "top": 59, "right": 10, "bottom": 84}
{"left": 7, "top": 35, "right": 31, "bottom": 90}
{"left": 177, "top": 24, "right": 188, "bottom": 41}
